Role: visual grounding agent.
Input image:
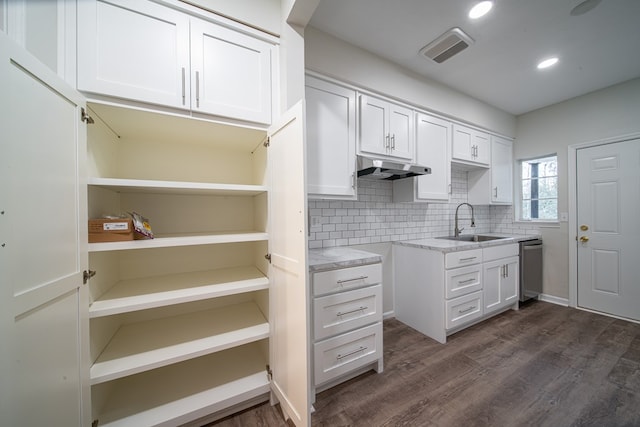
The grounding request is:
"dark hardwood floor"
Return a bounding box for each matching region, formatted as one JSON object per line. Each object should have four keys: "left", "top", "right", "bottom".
{"left": 210, "top": 301, "right": 640, "bottom": 426}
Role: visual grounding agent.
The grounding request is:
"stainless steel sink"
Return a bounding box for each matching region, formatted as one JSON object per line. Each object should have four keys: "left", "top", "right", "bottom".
{"left": 436, "top": 235, "right": 509, "bottom": 242}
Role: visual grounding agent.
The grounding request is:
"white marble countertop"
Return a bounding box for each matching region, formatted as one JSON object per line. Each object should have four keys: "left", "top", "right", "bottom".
{"left": 308, "top": 247, "right": 382, "bottom": 273}
{"left": 394, "top": 233, "right": 541, "bottom": 253}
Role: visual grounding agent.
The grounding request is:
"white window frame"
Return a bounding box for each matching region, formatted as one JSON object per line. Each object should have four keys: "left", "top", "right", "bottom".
{"left": 516, "top": 154, "right": 558, "bottom": 223}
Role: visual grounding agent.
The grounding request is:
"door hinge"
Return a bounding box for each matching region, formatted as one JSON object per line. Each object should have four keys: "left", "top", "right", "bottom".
{"left": 83, "top": 270, "right": 96, "bottom": 284}
{"left": 265, "top": 253, "right": 272, "bottom": 263}
{"left": 266, "top": 364, "right": 273, "bottom": 381}
{"left": 263, "top": 136, "right": 270, "bottom": 148}
{"left": 81, "top": 107, "right": 95, "bottom": 124}
{"left": 91, "top": 419, "right": 99, "bottom": 427}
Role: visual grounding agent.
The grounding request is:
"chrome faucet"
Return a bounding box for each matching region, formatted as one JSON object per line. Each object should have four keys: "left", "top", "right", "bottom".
{"left": 454, "top": 203, "right": 476, "bottom": 237}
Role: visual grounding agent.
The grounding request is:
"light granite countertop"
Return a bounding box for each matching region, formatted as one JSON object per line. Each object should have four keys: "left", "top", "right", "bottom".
{"left": 394, "top": 233, "right": 541, "bottom": 254}
{"left": 308, "top": 247, "right": 382, "bottom": 273}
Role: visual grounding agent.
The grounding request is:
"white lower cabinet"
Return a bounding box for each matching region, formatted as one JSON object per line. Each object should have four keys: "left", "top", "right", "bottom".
{"left": 311, "top": 262, "right": 384, "bottom": 390}
{"left": 394, "top": 242, "right": 519, "bottom": 344}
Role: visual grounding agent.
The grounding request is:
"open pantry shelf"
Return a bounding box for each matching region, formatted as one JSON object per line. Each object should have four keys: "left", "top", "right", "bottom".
{"left": 92, "top": 343, "right": 270, "bottom": 427}
{"left": 90, "top": 301, "right": 269, "bottom": 385}
{"left": 90, "top": 266, "right": 269, "bottom": 318}
{"left": 88, "top": 177, "right": 267, "bottom": 196}
{"left": 88, "top": 231, "right": 268, "bottom": 252}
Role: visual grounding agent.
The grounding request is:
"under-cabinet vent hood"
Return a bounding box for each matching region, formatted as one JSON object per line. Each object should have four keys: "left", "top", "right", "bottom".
{"left": 357, "top": 156, "right": 431, "bottom": 181}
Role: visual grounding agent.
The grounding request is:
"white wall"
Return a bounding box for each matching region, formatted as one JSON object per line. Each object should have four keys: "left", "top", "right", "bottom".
{"left": 305, "top": 26, "right": 516, "bottom": 137}
{"left": 514, "top": 77, "right": 640, "bottom": 299}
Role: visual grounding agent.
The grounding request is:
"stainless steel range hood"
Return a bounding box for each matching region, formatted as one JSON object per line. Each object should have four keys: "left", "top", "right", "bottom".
{"left": 357, "top": 156, "right": 431, "bottom": 181}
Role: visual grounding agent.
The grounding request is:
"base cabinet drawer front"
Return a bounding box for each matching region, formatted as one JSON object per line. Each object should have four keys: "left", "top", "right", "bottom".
{"left": 445, "top": 249, "right": 483, "bottom": 269}
{"left": 314, "top": 285, "right": 382, "bottom": 340}
{"left": 445, "top": 291, "right": 483, "bottom": 330}
{"left": 445, "top": 265, "right": 482, "bottom": 299}
{"left": 314, "top": 323, "right": 383, "bottom": 385}
{"left": 483, "top": 243, "right": 518, "bottom": 262}
{"left": 313, "top": 263, "right": 382, "bottom": 296}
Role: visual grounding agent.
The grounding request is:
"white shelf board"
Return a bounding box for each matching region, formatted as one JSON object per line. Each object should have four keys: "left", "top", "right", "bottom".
{"left": 88, "top": 177, "right": 267, "bottom": 196}
{"left": 90, "top": 301, "right": 269, "bottom": 385}
{"left": 90, "top": 266, "right": 269, "bottom": 318}
{"left": 94, "top": 343, "right": 270, "bottom": 427}
{"left": 88, "top": 231, "right": 268, "bottom": 252}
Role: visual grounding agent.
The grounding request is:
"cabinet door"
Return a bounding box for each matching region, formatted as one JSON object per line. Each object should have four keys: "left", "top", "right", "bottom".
{"left": 474, "top": 131, "right": 491, "bottom": 165}
{"left": 268, "top": 102, "right": 310, "bottom": 426}
{"left": 501, "top": 257, "right": 519, "bottom": 306}
{"left": 491, "top": 136, "right": 513, "bottom": 203}
{"left": 483, "top": 259, "right": 503, "bottom": 314}
{"left": 1, "top": 34, "right": 89, "bottom": 427}
{"left": 77, "top": 0, "right": 190, "bottom": 109}
{"left": 305, "top": 76, "right": 356, "bottom": 199}
{"left": 388, "top": 104, "right": 414, "bottom": 161}
{"left": 452, "top": 124, "right": 490, "bottom": 166}
{"left": 191, "top": 18, "right": 272, "bottom": 124}
{"left": 359, "top": 94, "right": 388, "bottom": 157}
{"left": 415, "top": 113, "right": 451, "bottom": 201}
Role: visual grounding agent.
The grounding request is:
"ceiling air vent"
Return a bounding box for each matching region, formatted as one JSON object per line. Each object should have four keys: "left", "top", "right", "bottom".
{"left": 419, "top": 28, "right": 474, "bottom": 64}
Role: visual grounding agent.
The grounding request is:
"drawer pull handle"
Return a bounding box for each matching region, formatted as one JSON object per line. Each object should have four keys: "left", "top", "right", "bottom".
{"left": 337, "top": 275, "right": 368, "bottom": 285}
{"left": 458, "top": 305, "right": 476, "bottom": 314}
{"left": 337, "top": 306, "right": 368, "bottom": 317}
{"left": 459, "top": 257, "right": 477, "bottom": 262}
{"left": 337, "top": 346, "right": 367, "bottom": 360}
{"left": 458, "top": 278, "right": 476, "bottom": 285}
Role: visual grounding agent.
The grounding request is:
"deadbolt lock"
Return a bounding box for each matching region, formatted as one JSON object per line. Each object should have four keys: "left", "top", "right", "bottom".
{"left": 580, "top": 225, "right": 589, "bottom": 231}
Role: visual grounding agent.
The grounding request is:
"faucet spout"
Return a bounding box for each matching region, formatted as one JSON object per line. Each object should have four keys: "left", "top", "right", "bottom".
{"left": 454, "top": 203, "right": 476, "bottom": 237}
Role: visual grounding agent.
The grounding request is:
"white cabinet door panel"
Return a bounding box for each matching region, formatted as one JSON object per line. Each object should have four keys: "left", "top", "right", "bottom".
{"left": 359, "top": 94, "right": 388, "bottom": 157}
{"left": 388, "top": 104, "right": 414, "bottom": 160}
{"left": 491, "top": 136, "right": 513, "bottom": 203}
{"left": 77, "top": 0, "right": 190, "bottom": 109}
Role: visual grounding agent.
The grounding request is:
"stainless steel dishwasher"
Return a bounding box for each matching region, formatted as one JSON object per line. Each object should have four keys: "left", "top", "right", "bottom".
{"left": 519, "top": 238, "right": 543, "bottom": 302}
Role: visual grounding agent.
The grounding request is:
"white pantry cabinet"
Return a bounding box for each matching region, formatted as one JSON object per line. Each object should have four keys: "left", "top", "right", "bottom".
{"left": 305, "top": 75, "right": 357, "bottom": 200}
{"left": 77, "top": 0, "right": 273, "bottom": 124}
{"left": 1, "top": 31, "right": 310, "bottom": 427}
{"left": 468, "top": 136, "right": 514, "bottom": 205}
{"left": 394, "top": 112, "right": 451, "bottom": 202}
{"left": 452, "top": 123, "right": 490, "bottom": 167}
{"left": 359, "top": 94, "right": 414, "bottom": 161}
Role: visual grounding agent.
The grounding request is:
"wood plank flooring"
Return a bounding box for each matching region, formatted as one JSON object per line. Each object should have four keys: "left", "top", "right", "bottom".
{"left": 209, "top": 301, "right": 640, "bottom": 426}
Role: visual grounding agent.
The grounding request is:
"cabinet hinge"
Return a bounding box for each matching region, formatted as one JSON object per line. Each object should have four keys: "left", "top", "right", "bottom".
{"left": 265, "top": 253, "right": 272, "bottom": 263}
{"left": 81, "top": 107, "right": 95, "bottom": 124}
{"left": 266, "top": 364, "right": 273, "bottom": 381}
{"left": 263, "top": 136, "right": 270, "bottom": 148}
{"left": 83, "top": 270, "right": 96, "bottom": 284}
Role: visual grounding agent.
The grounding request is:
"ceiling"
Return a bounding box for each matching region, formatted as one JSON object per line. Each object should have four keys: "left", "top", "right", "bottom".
{"left": 308, "top": 0, "right": 640, "bottom": 115}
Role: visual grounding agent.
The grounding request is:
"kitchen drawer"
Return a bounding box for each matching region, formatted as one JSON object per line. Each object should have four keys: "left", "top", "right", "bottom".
{"left": 445, "top": 265, "right": 482, "bottom": 299}
{"left": 314, "top": 322, "right": 382, "bottom": 386}
{"left": 483, "top": 243, "right": 518, "bottom": 262}
{"left": 314, "top": 285, "right": 382, "bottom": 340}
{"left": 445, "top": 291, "right": 483, "bottom": 330}
{"left": 313, "top": 263, "right": 382, "bottom": 296}
{"left": 445, "top": 248, "right": 482, "bottom": 269}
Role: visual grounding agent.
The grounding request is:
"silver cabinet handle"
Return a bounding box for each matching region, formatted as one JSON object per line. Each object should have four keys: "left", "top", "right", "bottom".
{"left": 181, "top": 67, "right": 186, "bottom": 105}
{"left": 385, "top": 134, "right": 390, "bottom": 149}
{"left": 458, "top": 305, "right": 476, "bottom": 314}
{"left": 459, "top": 256, "right": 477, "bottom": 262}
{"left": 458, "top": 278, "right": 476, "bottom": 285}
{"left": 336, "top": 275, "right": 368, "bottom": 285}
{"left": 391, "top": 134, "right": 396, "bottom": 150}
{"left": 493, "top": 187, "right": 498, "bottom": 198}
{"left": 501, "top": 265, "right": 506, "bottom": 278}
{"left": 337, "top": 306, "right": 368, "bottom": 317}
{"left": 506, "top": 264, "right": 509, "bottom": 277}
{"left": 337, "top": 346, "right": 367, "bottom": 360}
{"left": 195, "top": 71, "right": 200, "bottom": 108}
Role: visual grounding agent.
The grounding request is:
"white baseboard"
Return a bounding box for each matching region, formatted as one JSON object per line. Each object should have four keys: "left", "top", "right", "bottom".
{"left": 383, "top": 310, "right": 395, "bottom": 320}
{"left": 538, "top": 293, "right": 569, "bottom": 306}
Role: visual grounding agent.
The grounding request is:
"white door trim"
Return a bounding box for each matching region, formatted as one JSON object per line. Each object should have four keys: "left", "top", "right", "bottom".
{"left": 567, "top": 131, "right": 640, "bottom": 309}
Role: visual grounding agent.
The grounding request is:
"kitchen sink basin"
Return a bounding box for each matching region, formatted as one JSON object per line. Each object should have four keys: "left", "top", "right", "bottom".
{"left": 436, "top": 235, "right": 509, "bottom": 242}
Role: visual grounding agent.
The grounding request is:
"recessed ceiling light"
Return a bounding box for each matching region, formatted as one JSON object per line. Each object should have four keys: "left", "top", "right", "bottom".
{"left": 469, "top": 1, "right": 493, "bottom": 19}
{"left": 537, "top": 57, "right": 559, "bottom": 69}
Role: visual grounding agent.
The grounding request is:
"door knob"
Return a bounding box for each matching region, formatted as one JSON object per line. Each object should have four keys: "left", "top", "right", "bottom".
{"left": 579, "top": 236, "right": 589, "bottom": 242}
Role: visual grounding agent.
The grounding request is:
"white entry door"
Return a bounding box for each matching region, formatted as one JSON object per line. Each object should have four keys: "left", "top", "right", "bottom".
{"left": 0, "top": 34, "right": 89, "bottom": 426}
{"left": 576, "top": 138, "right": 640, "bottom": 321}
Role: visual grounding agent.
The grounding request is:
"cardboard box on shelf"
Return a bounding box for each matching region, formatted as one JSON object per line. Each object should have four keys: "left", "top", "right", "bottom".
{"left": 88, "top": 218, "right": 134, "bottom": 243}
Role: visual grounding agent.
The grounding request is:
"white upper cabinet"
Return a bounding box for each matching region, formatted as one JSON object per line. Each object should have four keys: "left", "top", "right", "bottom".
{"left": 77, "top": 0, "right": 191, "bottom": 110}
{"left": 77, "top": 0, "right": 273, "bottom": 124}
{"left": 305, "top": 76, "right": 357, "bottom": 200}
{"left": 393, "top": 112, "right": 451, "bottom": 203}
{"left": 452, "top": 124, "right": 490, "bottom": 167}
{"left": 359, "top": 94, "right": 414, "bottom": 161}
{"left": 190, "top": 19, "right": 272, "bottom": 124}
{"left": 468, "top": 135, "right": 514, "bottom": 205}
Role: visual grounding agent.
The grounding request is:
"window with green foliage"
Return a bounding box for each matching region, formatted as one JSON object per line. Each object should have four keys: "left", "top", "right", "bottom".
{"left": 520, "top": 155, "right": 558, "bottom": 221}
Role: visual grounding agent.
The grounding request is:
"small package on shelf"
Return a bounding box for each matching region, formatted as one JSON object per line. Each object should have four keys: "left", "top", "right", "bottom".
{"left": 88, "top": 216, "right": 134, "bottom": 243}
{"left": 130, "top": 211, "right": 154, "bottom": 239}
